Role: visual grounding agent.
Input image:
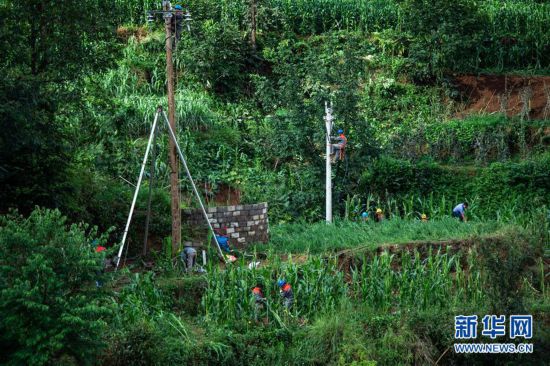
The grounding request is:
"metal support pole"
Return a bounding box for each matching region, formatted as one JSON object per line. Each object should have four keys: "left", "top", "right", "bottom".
{"left": 142, "top": 124, "right": 158, "bottom": 256}
{"left": 161, "top": 111, "right": 226, "bottom": 262}
{"left": 325, "top": 101, "right": 333, "bottom": 223}
{"left": 116, "top": 109, "right": 161, "bottom": 269}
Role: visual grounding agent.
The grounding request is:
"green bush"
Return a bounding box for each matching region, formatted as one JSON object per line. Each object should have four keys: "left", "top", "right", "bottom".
{"left": 477, "top": 232, "right": 538, "bottom": 314}
{"left": 360, "top": 154, "right": 550, "bottom": 219}
{"left": 474, "top": 153, "right": 550, "bottom": 215}
{"left": 157, "top": 276, "right": 208, "bottom": 315}
{"left": 105, "top": 320, "right": 165, "bottom": 366}
{"left": 62, "top": 171, "right": 171, "bottom": 256}
{"left": 361, "top": 156, "right": 461, "bottom": 198}
{"left": 0, "top": 208, "right": 112, "bottom": 366}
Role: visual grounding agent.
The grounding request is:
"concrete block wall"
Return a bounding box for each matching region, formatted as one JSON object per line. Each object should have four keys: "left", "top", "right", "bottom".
{"left": 182, "top": 202, "right": 269, "bottom": 248}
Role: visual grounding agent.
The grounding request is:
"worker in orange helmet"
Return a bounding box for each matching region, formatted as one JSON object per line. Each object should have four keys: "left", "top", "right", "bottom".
{"left": 251, "top": 282, "right": 266, "bottom": 322}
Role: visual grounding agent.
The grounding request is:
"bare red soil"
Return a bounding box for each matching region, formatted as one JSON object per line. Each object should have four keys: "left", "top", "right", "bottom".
{"left": 454, "top": 75, "right": 550, "bottom": 120}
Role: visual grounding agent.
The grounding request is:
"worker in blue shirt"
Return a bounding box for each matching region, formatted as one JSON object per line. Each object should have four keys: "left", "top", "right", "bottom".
{"left": 171, "top": 5, "right": 184, "bottom": 43}
{"left": 452, "top": 202, "right": 469, "bottom": 222}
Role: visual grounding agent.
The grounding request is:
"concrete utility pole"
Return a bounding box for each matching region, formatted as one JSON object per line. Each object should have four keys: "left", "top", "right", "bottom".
{"left": 324, "top": 101, "right": 333, "bottom": 223}
{"left": 163, "top": 0, "right": 181, "bottom": 255}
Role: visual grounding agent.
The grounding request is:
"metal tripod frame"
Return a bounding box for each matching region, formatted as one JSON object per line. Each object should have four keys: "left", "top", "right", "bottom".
{"left": 115, "top": 106, "right": 225, "bottom": 269}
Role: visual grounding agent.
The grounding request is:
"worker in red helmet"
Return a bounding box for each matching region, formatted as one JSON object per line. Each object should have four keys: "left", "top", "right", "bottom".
{"left": 93, "top": 240, "right": 109, "bottom": 287}
{"left": 251, "top": 282, "right": 266, "bottom": 322}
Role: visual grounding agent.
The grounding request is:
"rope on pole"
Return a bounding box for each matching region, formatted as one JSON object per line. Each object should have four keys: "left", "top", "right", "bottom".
{"left": 161, "top": 110, "right": 227, "bottom": 263}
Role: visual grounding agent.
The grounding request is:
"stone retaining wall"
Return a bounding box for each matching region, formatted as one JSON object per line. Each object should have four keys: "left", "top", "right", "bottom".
{"left": 182, "top": 202, "right": 269, "bottom": 247}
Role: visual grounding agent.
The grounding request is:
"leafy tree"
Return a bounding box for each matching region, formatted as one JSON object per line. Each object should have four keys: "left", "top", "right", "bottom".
{"left": 0, "top": 0, "right": 118, "bottom": 214}
{"left": 0, "top": 78, "right": 72, "bottom": 212}
{"left": 0, "top": 0, "right": 117, "bottom": 80}
{"left": 0, "top": 208, "right": 112, "bottom": 365}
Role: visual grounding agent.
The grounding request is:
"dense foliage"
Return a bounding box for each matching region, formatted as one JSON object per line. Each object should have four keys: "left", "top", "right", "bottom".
{"left": 0, "top": 0, "right": 549, "bottom": 364}
{"left": 2, "top": 0, "right": 549, "bottom": 226}
{"left": 0, "top": 209, "right": 112, "bottom": 365}
{"left": 0, "top": 0, "right": 118, "bottom": 214}
{"left": 97, "top": 221, "right": 546, "bottom": 366}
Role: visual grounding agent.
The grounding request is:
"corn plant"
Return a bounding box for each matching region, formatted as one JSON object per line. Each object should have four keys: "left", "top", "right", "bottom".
{"left": 114, "top": 0, "right": 157, "bottom": 24}
{"left": 350, "top": 249, "right": 485, "bottom": 311}
{"left": 480, "top": 0, "right": 550, "bottom": 70}
{"left": 202, "top": 253, "right": 346, "bottom": 324}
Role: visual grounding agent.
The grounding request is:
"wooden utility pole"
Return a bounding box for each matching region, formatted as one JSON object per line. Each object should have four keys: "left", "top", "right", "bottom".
{"left": 163, "top": 0, "right": 181, "bottom": 255}
{"left": 249, "top": 0, "right": 257, "bottom": 51}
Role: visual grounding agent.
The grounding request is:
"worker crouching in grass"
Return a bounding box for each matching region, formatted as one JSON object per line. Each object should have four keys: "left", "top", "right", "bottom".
{"left": 215, "top": 227, "right": 238, "bottom": 263}
{"left": 375, "top": 208, "right": 385, "bottom": 222}
{"left": 452, "top": 202, "right": 469, "bottom": 222}
{"left": 93, "top": 240, "right": 114, "bottom": 287}
{"left": 278, "top": 279, "right": 294, "bottom": 313}
{"left": 181, "top": 245, "right": 196, "bottom": 272}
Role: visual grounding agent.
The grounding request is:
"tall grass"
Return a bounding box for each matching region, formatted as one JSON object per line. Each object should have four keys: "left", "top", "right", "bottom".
{"left": 480, "top": 0, "right": 550, "bottom": 70}
{"left": 202, "top": 249, "right": 485, "bottom": 324}
{"left": 202, "top": 254, "right": 346, "bottom": 323}
{"left": 114, "top": 0, "right": 157, "bottom": 24}
{"left": 344, "top": 192, "right": 543, "bottom": 223}
{"left": 350, "top": 249, "right": 485, "bottom": 310}
{"left": 257, "top": 217, "right": 515, "bottom": 254}
{"left": 267, "top": 0, "right": 400, "bottom": 34}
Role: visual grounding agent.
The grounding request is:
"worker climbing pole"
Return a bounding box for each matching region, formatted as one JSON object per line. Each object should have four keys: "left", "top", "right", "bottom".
{"left": 331, "top": 129, "right": 347, "bottom": 162}
{"left": 324, "top": 101, "right": 349, "bottom": 223}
